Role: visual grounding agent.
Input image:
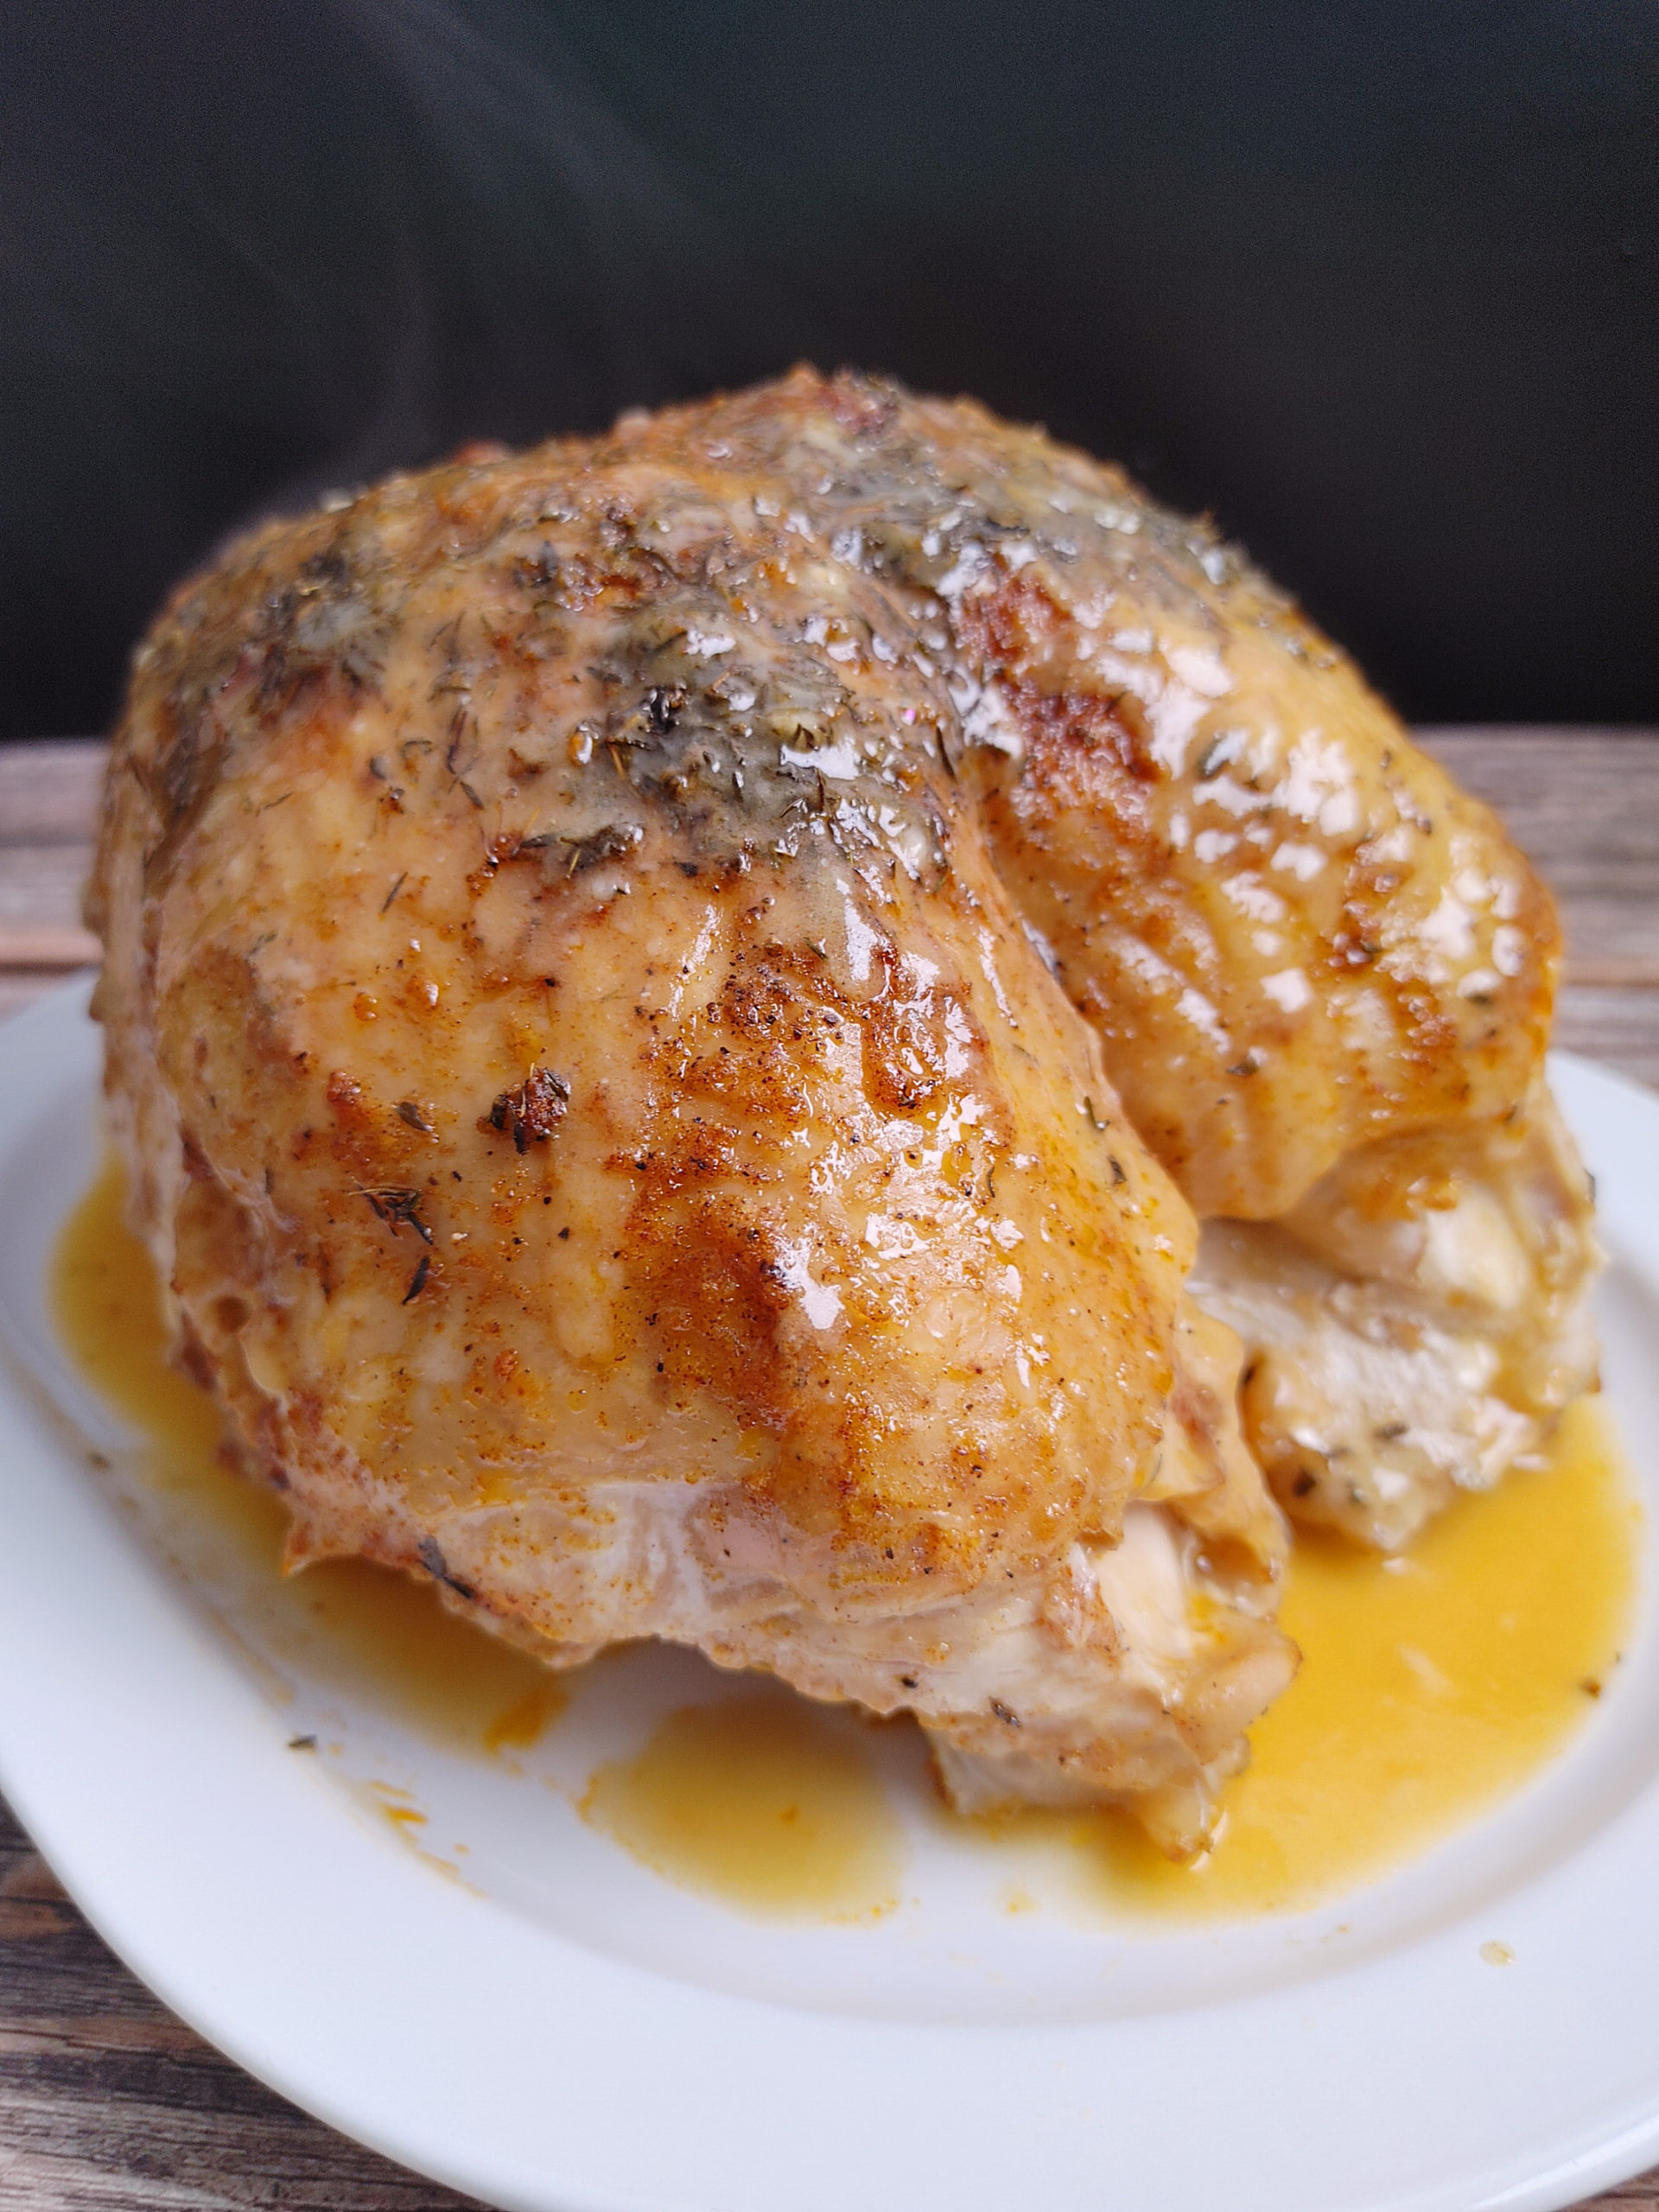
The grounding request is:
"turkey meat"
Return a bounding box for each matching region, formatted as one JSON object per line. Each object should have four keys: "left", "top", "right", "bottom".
{"left": 88, "top": 368, "right": 1592, "bottom": 1853}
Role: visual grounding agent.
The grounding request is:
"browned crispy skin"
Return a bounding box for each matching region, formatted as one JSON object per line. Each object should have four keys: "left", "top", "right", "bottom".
{"left": 558, "top": 372, "right": 1559, "bottom": 1220}
{"left": 91, "top": 375, "right": 1299, "bottom": 1852}
{"left": 89, "top": 366, "right": 1592, "bottom": 1850}
{"left": 607, "top": 370, "right": 1593, "bottom": 1546}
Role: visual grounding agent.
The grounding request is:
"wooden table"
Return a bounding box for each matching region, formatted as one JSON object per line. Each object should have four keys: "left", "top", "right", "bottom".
{"left": 2, "top": 732, "right": 1656, "bottom": 2212}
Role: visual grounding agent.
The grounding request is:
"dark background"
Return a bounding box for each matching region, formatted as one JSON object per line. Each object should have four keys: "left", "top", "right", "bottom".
{"left": 1, "top": 0, "right": 1654, "bottom": 741}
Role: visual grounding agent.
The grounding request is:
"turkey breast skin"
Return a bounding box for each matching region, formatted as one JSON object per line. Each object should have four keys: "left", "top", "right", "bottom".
{"left": 89, "top": 367, "right": 1593, "bottom": 1846}
{"left": 92, "top": 372, "right": 1299, "bottom": 1853}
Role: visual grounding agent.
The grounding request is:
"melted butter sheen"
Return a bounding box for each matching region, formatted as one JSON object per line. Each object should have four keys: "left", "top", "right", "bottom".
{"left": 582, "top": 1695, "right": 905, "bottom": 1922}
{"left": 55, "top": 1160, "right": 1636, "bottom": 1923}
{"left": 1043, "top": 1391, "right": 1637, "bottom": 1918}
{"left": 53, "top": 1158, "right": 564, "bottom": 1754}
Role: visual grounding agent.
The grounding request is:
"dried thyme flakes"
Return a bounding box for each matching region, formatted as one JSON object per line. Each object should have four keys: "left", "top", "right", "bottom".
{"left": 483, "top": 1066, "right": 571, "bottom": 1152}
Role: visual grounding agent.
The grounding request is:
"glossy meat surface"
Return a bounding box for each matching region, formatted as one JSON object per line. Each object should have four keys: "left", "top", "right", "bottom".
{"left": 626, "top": 368, "right": 1592, "bottom": 1539}
{"left": 92, "top": 379, "right": 1298, "bottom": 1851}
{"left": 90, "top": 368, "right": 1592, "bottom": 1848}
{"left": 591, "top": 372, "right": 1560, "bottom": 1223}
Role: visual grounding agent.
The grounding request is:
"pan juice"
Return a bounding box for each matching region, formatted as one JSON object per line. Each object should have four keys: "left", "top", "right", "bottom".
{"left": 55, "top": 1158, "right": 1636, "bottom": 1923}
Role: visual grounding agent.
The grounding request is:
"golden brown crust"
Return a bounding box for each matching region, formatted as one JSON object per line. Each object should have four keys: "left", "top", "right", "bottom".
{"left": 89, "top": 365, "right": 1580, "bottom": 1836}
{"left": 963, "top": 569, "right": 1557, "bottom": 1217}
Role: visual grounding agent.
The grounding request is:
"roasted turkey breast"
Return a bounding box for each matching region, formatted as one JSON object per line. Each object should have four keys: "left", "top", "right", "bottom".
{"left": 89, "top": 367, "right": 1593, "bottom": 1848}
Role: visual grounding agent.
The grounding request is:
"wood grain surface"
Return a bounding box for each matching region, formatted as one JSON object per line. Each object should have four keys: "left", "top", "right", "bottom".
{"left": 1, "top": 731, "right": 1656, "bottom": 2212}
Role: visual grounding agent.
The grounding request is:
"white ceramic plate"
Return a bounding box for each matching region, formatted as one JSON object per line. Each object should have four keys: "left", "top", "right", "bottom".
{"left": 2, "top": 978, "right": 1659, "bottom": 2212}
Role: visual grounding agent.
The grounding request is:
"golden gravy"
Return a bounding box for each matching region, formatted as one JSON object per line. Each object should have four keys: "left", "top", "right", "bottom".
{"left": 55, "top": 1156, "right": 1637, "bottom": 1923}
{"left": 582, "top": 1693, "right": 906, "bottom": 1921}
{"left": 986, "top": 1394, "right": 1637, "bottom": 1919}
